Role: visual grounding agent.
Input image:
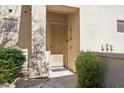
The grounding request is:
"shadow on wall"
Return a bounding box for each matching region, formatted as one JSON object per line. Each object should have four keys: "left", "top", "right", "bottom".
{"left": 97, "top": 52, "right": 124, "bottom": 88}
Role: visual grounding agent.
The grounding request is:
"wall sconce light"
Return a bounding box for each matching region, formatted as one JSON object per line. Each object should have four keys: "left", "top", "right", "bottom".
{"left": 101, "top": 44, "right": 113, "bottom": 52}
{"left": 101, "top": 45, "right": 104, "bottom": 51}
{"left": 106, "top": 44, "right": 109, "bottom": 51}
{"left": 8, "top": 9, "right": 12, "bottom": 13}
{"left": 110, "top": 45, "right": 113, "bottom": 51}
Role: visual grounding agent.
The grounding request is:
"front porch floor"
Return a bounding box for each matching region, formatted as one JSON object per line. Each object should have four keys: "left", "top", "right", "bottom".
{"left": 32, "top": 66, "right": 77, "bottom": 88}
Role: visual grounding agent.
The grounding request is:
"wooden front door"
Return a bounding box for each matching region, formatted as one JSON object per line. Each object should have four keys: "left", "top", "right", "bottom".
{"left": 46, "top": 12, "right": 68, "bottom": 67}
{"left": 46, "top": 5, "right": 80, "bottom": 71}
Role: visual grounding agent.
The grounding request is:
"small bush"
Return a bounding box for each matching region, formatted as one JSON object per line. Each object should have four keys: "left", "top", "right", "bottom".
{"left": 116, "top": 83, "right": 124, "bottom": 88}
{"left": 75, "top": 51, "right": 102, "bottom": 88}
{"left": 0, "top": 48, "right": 25, "bottom": 84}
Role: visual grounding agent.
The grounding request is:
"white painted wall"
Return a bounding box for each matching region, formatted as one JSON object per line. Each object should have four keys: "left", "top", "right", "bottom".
{"left": 77, "top": 5, "right": 124, "bottom": 53}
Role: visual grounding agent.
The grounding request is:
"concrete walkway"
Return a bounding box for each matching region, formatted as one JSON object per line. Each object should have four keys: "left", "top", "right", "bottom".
{"left": 32, "top": 66, "right": 77, "bottom": 88}
{"left": 32, "top": 55, "right": 77, "bottom": 88}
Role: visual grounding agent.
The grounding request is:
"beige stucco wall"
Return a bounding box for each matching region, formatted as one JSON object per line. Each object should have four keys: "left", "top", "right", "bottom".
{"left": 18, "top": 5, "right": 32, "bottom": 59}
{"left": 78, "top": 5, "right": 124, "bottom": 53}
{"left": 74, "top": 5, "right": 124, "bottom": 87}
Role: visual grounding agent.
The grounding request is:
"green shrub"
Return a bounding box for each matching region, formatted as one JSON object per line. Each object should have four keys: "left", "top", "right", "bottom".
{"left": 0, "top": 48, "right": 25, "bottom": 84}
{"left": 116, "top": 83, "right": 124, "bottom": 88}
{"left": 75, "top": 51, "right": 102, "bottom": 88}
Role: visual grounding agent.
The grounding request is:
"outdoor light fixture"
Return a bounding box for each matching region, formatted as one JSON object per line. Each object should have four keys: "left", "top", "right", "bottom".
{"left": 110, "top": 45, "right": 113, "bottom": 51}
{"left": 8, "top": 9, "right": 12, "bottom": 13}
{"left": 101, "top": 45, "right": 104, "bottom": 51}
{"left": 106, "top": 44, "right": 109, "bottom": 51}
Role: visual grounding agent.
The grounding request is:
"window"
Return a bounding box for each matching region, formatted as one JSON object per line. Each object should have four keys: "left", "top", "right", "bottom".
{"left": 3, "top": 18, "right": 18, "bottom": 32}
{"left": 117, "top": 20, "right": 124, "bottom": 33}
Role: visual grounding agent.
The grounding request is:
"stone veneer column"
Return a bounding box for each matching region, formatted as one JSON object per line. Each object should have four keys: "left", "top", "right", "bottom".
{"left": 28, "top": 5, "right": 48, "bottom": 78}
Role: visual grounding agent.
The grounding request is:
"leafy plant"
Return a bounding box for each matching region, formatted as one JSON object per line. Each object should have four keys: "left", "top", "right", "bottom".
{"left": 0, "top": 48, "right": 25, "bottom": 84}
{"left": 116, "top": 83, "right": 124, "bottom": 88}
{"left": 75, "top": 51, "right": 102, "bottom": 88}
